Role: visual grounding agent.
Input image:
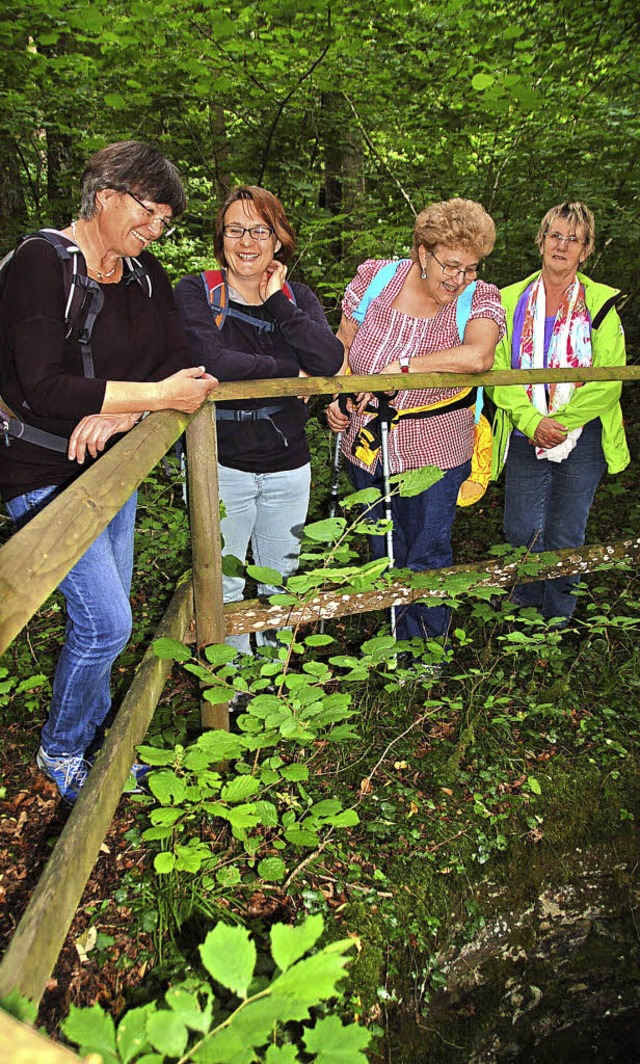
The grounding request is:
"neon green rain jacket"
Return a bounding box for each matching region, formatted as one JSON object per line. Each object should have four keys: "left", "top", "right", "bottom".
{"left": 488, "top": 271, "right": 630, "bottom": 479}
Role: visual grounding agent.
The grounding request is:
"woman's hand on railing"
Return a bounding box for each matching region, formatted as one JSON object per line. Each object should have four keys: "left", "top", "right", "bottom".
{"left": 155, "top": 367, "right": 218, "bottom": 413}
{"left": 68, "top": 412, "right": 140, "bottom": 464}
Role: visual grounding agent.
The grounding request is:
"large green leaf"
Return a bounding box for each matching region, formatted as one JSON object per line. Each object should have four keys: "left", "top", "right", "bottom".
{"left": 199, "top": 923, "right": 257, "bottom": 999}
{"left": 146, "top": 1010, "right": 188, "bottom": 1057}
{"left": 302, "top": 1014, "right": 371, "bottom": 1061}
{"left": 270, "top": 914, "right": 324, "bottom": 972}
{"left": 61, "top": 1004, "right": 116, "bottom": 1060}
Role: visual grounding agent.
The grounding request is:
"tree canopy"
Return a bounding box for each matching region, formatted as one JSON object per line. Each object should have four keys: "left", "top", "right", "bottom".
{"left": 1, "top": 0, "right": 638, "bottom": 329}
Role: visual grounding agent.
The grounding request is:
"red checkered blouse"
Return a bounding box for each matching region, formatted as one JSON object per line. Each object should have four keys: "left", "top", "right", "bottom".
{"left": 340, "top": 258, "right": 505, "bottom": 473}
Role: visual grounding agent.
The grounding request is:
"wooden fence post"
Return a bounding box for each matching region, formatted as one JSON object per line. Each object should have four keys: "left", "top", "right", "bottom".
{"left": 185, "top": 403, "right": 229, "bottom": 730}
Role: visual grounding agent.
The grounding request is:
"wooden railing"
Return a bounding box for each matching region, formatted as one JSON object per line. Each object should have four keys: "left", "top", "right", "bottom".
{"left": 1, "top": 365, "right": 638, "bottom": 1020}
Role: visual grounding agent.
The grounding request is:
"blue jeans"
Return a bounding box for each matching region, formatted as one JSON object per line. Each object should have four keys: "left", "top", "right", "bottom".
{"left": 6, "top": 486, "right": 137, "bottom": 756}
{"left": 218, "top": 463, "right": 311, "bottom": 654}
{"left": 348, "top": 459, "right": 471, "bottom": 641}
{"left": 504, "top": 420, "right": 606, "bottom": 620}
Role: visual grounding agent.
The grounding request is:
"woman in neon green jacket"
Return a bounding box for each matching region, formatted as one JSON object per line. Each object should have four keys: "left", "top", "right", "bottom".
{"left": 488, "top": 201, "right": 629, "bottom": 624}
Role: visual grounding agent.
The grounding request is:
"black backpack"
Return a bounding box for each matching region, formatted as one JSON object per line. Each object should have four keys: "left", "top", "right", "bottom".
{"left": 0, "top": 229, "right": 152, "bottom": 452}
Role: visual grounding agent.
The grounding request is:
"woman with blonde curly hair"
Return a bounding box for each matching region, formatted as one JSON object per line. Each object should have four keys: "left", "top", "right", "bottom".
{"left": 327, "top": 198, "right": 505, "bottom": 647}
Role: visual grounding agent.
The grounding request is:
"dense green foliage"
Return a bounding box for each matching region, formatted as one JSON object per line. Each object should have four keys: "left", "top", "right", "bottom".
{"left": 1, "top": 0, "right": 638, "bottom": 334}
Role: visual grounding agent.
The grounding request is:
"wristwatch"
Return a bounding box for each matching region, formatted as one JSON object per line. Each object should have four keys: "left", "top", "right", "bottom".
{"left": 399, "top": 352, "right": 410, "bottom": 374}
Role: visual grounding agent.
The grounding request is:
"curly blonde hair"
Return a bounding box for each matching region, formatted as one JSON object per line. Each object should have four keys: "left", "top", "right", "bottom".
{"left": 412, "top": 198, "right": 496, "bottom": 261}
{"left": 535, "top": 201, "right": 595, "bottom": 262}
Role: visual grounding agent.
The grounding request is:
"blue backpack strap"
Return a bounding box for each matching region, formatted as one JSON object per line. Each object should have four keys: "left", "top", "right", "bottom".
{"left": 353, "top": 259, "right": 408, "bottom": 325}
{"left": 454, "top": 281, "right": 483, "bottom": 422}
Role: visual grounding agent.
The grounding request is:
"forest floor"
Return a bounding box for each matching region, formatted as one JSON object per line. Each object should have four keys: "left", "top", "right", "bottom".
{"left": 2, "top": 394, "right": 640, "bottom": 1060}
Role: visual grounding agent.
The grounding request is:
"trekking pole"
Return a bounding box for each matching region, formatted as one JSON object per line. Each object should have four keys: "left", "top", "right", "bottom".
{"left": 320, "top": 394, "right": 354, "bottom": 633}
{"left": 377, "top": 393, "right": 397, "bottom": 638}
{"left": 319, "top": 426, "right": 344, "bottom": 635}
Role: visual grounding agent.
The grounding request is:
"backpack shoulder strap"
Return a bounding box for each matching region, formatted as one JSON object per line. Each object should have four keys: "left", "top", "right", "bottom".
{"left": 591, "top": 293, "right": 621, "bottom": 331}
{"left": 353, "top": 259, "right": 408, "bottom": 325}
{"left": 124, "top": 254, "right": 153, "bottom": 297}
{"left": 201, "top": 268, "right": 296, "bottom": 332}
{"left": 455, "top": 279, "right": 477, "bottom": 338}
{"left": 201, "top": 268, "right": 228, "bottom": 330}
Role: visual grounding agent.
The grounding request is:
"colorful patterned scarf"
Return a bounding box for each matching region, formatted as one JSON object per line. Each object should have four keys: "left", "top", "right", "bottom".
{"left": 518, "top": 275, "right": 591, "bottom": 460}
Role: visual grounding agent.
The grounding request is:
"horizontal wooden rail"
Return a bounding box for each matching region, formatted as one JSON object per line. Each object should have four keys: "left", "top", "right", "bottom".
{"left": 209, "top": 364, "right": 640, "bottom": 403}
{"left": 0, "top": 580, "right": 194, "bottom": 1006}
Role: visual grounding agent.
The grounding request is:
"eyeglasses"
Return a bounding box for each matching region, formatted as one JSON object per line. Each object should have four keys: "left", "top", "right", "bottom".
{"left": 126, "top": 191, "right": 175, "bottom": 237}
{"left": 429, "top": 250, "right": 480, "bottom": 281}
{"left": 546, "top": 231, "right": 584, "bottom": 246}
{"left": 223, "top": 224, "right": 274, "bottom": 241}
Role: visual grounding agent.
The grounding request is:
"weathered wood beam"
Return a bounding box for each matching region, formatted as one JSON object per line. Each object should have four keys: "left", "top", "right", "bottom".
{"left": 0, "top": 1012, "right": 83, "bottom": 1063}
{"left": 185, "top": 405, "right": 228, "bottom": 730}
{"left": 0, "top": 580, "right": 193, "bottom": 1006}
{"left": 209, "top": 365, "right": 640, "bottom": 403}
{"left": 0, "top": 410, "right": 191, "bottom": 655}
{"left": 221, "top": 538, "right": 640, "bottom": 635}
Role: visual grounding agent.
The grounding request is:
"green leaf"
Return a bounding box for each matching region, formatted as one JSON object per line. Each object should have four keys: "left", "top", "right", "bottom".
{"left": 203, "top": 686, "right": 235, "bottom": 704}
{"left": 258, "top": 856, "right": 286, "bottom": 882}
{"left": 390, "top": 465, "right": 443, "bottom": 497}
{"left": 204, "top": 643, "right": 238, "bottom": 666}
{"left": 471, "top": 72, "right": 495, "bottom": 90}
{"left": 146, "top": 1009, "right": 188, "bottom": 1057}
{"left": 165, "top": 986, "right": 212, "bottom": 1033}
{"left": 279, "top": 764, "right": 309, "bottom": 782}
{"left": 341, "top": 487, "right": 380, "bottom": 507}
{"left": 304, "top": 634, "right": 335, "bottom": 647}
{"left": 302, "top": 1014, "right": 371, "bottom": 1061}
{"left": 246, "top": 564, "right": 284, "bottom": 586}
{"left": 271, "top": 914, "right": 324, "bottom": 972}
{"left": 328, "top": 809, "right": 360, "bottom": 828}
{"left": 284, "top": 826, "right": 319, "bottom": 847}
{"left": 310, "top": 799, "right": 342, "bottom": 818}
{"left": 303, "top": 517, "right": 346, "bottom": 542}
{"left": 527, "top": 775, "right": 542, "bottom": 795}
{"left": 216, "top": 864, "right": 242, "bottom": 887}
{"left": 62, "top": 1004, "right": 116, "bottom": 1059}
{"left": 149, "top": 770, "right": 187, "bottom": 805}
{"left": 270, "top": 940, "right": 354, "bottom": 1014}
{"left": 0, "top": 989, "right": 37, "bottom": 1024}
{"left": 152, "top": 637, "right": 191, "bottom": 662}
{"left": 265, "top": 1045, "right": 299, "bottom": 1062}
{"left": 116, "top": 1005, "right": 153, "bottom": 1063}
{"left": 154, "top": 851, "right": 176, "bottom": 873}
{"left": 136, "top": 745, "right": 176, "bottom": 766}
{"left": 253, "top": 799, "right": 279, "bottom": 826}
{"left": 221, "top": 775, "right": 260, "bottom": 803}
{"left": 197, "top": 730, "right": 245, "bottom": 761}
{"left": 199, "top": 923, "right": 257, "bottom": 998}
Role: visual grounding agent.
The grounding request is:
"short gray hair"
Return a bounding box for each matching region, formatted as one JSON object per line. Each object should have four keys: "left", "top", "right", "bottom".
{"left": 79, "top": 141, "right": 187, "bottom": 219}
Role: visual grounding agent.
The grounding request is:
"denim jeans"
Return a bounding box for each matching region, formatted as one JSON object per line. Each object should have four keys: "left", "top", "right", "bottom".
{"left": 348, "top": 458, "right": 471, "bottom": 641}
{"left": 504, "top": 420, "right": 606, "bottom": 620}
{"left": 6, "top": 486, "right": 137, "bottom": 756}
{"left": 218, "top": 462, "right": 311, "bottom": 654}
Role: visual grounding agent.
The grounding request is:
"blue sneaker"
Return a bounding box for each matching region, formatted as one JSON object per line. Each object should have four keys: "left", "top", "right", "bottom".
{"left": 124, "top": 762, "right": 153, "bottom": 794}
{"left": 36, "top": 747, "right": 92, "bottom": 805}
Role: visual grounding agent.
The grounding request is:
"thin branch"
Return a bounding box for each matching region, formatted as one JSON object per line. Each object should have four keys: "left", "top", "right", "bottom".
{"left": 343, "top": 93, "right": 417, "bottom": 217}
{"left": 258, "top": 44, "right": 331, "bottom": 183}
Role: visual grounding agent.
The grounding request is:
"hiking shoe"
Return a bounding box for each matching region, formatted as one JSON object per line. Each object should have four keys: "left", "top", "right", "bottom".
{"left": 36, "top": 746, "right": 92, "bottom": 806}
{"left": 123, "top": 762, "right": 153, "bottom": 794}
